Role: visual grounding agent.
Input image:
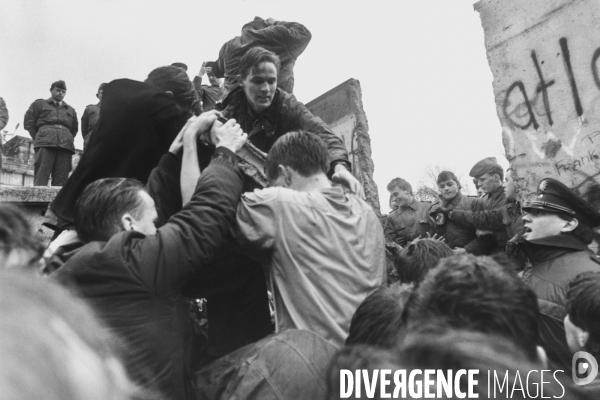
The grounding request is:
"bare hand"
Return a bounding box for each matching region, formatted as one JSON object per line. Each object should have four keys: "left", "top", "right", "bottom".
{"left": 332, "top": 164, "right": 365, "bottom": 199}
{"left": 453, "top": 247, "right": 467, "bottom": 255}
{"left": 183, "top": 111, "right": 220, "bottom": 144}
{"left": 211, "top": 118, "right": 247, "bottom": 153}
{"left": 199, "top": 61, "right": 206, "bottom": 77}
{"left": 169, "top": 118, "right": 195, "bottom": 154}
{"left": 425, "top": 232, "right": 445, "bottom": 242}
{"left": 266, "top": 17, "right": 277, "bottom": 25}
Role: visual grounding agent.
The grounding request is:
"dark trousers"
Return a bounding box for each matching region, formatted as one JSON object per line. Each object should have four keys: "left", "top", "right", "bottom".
{"left": 34, "top": 147, "right": 72, "bottom": 186}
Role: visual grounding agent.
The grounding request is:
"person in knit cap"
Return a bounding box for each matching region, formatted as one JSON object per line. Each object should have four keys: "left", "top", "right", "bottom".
{"left": 24, "top": 80, "right": 78, "bottom": 186}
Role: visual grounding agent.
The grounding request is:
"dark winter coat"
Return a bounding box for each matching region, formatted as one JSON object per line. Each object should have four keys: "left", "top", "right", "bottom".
{"left": 517, "top": 234, "right": 600, "bottom": 372}
{"left": 49, "top": 78, "right": 190, "bottom": 228}
{"left": 53, "top": 149, "right": 244, "bottom": 400}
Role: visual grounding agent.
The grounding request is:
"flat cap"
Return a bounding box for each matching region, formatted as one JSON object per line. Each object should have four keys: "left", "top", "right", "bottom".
{"left": 469, "top": 157, "right": 500, "bottom": 178}
{"left": 50, "top": 80, "right": 66, "bottom": 91}
{"left": 522, "top": 178, "right": 600, "bottom": 227}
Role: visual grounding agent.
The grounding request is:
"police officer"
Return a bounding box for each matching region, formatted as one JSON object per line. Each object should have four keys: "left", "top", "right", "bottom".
{"left": 24, "top": 80, "right": 78, "bottom": 186}
{"left": 512, "top": 178, "right": 600, "bottom": 372}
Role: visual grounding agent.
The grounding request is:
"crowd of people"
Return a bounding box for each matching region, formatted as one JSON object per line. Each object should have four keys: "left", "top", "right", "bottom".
{"left": 1, "top": 15, "right": 600, "bottom": 400}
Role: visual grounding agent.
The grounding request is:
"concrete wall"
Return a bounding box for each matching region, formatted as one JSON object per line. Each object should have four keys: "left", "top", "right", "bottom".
{"left": 1, "top": 135, "right": 82, "bottom": 187}
{"left": 476, "top": 0, "right": 600, "bottom": 207}
{"left": 307, "top": 78, "right": 381, "bottom": 216}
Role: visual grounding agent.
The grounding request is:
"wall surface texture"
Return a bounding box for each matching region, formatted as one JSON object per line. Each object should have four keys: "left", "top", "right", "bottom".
{"left": 307, "top": 78, "right": 381, "bottom": 216}
{"left": 476, "top": 0, "right": 600, "bottom": 207}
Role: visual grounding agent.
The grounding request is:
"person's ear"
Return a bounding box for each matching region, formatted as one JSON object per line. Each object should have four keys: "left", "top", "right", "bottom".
{"left": 536, "top": 346, "right": 548, "bottom": 369}
{"left": 277, "top": 165, "right": 292, "bottom": 186}
{"left": 578, "top": 329, "right": 590, "bottom": 348}
{"left": 560, "top": 217, "right": 579, "bottom": 233}
{"left": 120, "top": 214, "right": 135, "bottom": 232}
{"left": 236, "top": 75, "right": 244, "bottom": 86}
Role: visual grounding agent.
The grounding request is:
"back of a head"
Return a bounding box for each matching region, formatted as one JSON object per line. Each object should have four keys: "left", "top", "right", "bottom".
{"left": 265, "top": 130, "right": 330, "bottom": 181}
{"left": 405, "top": 254, "right": 540, "bottom": 361}
{"left": 238, "top": 46, "right": 281, "bottom": 79}
{"left": 0, "top": 204, "right": 43, "bottom": 272}
{"left": 145, "top": 65, "right": 196, "bottom": 110}
{"left": 346, "top": 284, "right": 413, "bottom": 349}
{"left": 75, "top": 178, "right": 145, "bottom": 243}
{"left": 398, "top": 327, "right": 571, "bottom": 399}
{"left": 394, "top": 239, "right": 453, "bottom": 284}
{"left": 567, "top": 272, "right": 600, "bottom": 358}
{"left": 0, "top": 270, "right": 136, "bottom": 400}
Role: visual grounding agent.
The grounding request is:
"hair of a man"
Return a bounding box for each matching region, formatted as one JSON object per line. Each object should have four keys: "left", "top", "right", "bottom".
{"left": 403, "top": 254, "right": 540, "bottom": 361}
{"left": 346, "top": 284, "right": 413, "bottom": 349}
{"left": 0, "top": 270, "right": 140, "bottom": 400}
{"left": 386, "top": 177, "right": 412, "bottom": 195}
{"left": 145, "top": 65, "right": 197, "bottom": 110}
{"left": 554, "top": 212, "right": 594, "bottom": 244}
{"left": 264, "top": 130, "right": 330, "bottom": 181}
{"left": 238, "top": 47, "right": 281, "bottom": 79}
{"left": 436, "top": 170, "right": 461, "bottom": 189}
{"left": 75, "top": 178, "right": 147, "bottom": 243}
{"left": 397, "top": 326, "right": 572, "bottom": 399}
{"left": 567, "top": 272, "right": 600, "bottom": 358}
{"left": 394, "top": 239, "right": 453, "bottom": 284}
{"left": 0, "top": 204, "right": 44, "bottom": 269}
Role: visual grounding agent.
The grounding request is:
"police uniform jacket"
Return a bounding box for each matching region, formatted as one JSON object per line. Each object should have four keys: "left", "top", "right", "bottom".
{"left": 23, "top": 98, "right": 78, "bottom": 153}
{"left": 517, "top": 234, "right": 600, "bottom": 371}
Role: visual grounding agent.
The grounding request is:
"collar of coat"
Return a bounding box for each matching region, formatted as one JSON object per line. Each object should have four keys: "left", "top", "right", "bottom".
{"left": 485, "top": 185, "right": 505, "bottom": 201}
{"left": 46, "top": 98, "right": 68, "bottom": 108}
{"left": 511, "top": 234, "right": 589, "bottom": 263}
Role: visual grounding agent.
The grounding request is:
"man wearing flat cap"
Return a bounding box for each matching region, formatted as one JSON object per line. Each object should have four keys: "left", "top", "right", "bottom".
{"left": 465, "top": 157, "right": 508, "bottom": 254}
{"left": 512, "top": 178, "right": 600, "bottom": 372}
{"left": 81, "top": 83, "right": 106, "bottom": 151}
{"left": 24, "top": 80, "right": 78, "bottom": 186}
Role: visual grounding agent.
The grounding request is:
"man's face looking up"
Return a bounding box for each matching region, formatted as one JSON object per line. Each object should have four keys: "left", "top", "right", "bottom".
{"left": 50, "top": 87, "right": 66, "bottom": 102}
{"left": 477, "top": 172, "right": 501, "bottom": 194}
{"left": 389, "top": 186, "right": 412, "bottom": 209}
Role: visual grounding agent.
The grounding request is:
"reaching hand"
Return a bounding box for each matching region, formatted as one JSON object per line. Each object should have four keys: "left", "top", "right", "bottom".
{"left": 199, "top": 61, "right": 206, "bottom": 77}
{"left": 210, "top": 118, "right": 247, "bottom": 153}
{"left": 183, "top": 110, "right": 220, "bottom": 145}
{"left": 169, "top": 118, "right": 195, "bottom": 154}
{"left": 332, "top": 164, "right": 365, "bottom": 199}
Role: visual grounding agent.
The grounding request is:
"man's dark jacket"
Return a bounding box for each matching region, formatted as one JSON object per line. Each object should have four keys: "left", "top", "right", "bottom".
{"left": 213, "top": 19, "right": 311, "bottom": 97}
{"left": 222, "top": 87, "right": 349, "bottom": 171}
{"left": 49, "top": 79, "right": 190, "bottom": 228}
{"left": 53, "top": 148, "right": 244, "bottom": 400}
{"left": 24, "top": 98, "right": 78, "bottom": 153}
{"left": 464, "top": 186, "right": 508, "bottom": 254}
{"left": 517, "top": 234, "right": 600, "bottom": 372}
{"left": 449, "top": 200, "right": 524, "bottom": 243}
{"left": 429, "top": 192, "right": 477, "bottom": 249}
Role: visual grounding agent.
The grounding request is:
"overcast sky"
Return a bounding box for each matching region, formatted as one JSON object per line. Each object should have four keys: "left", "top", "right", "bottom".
{"left": 0, "top": 0, "right": 507, "bottom": 212}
